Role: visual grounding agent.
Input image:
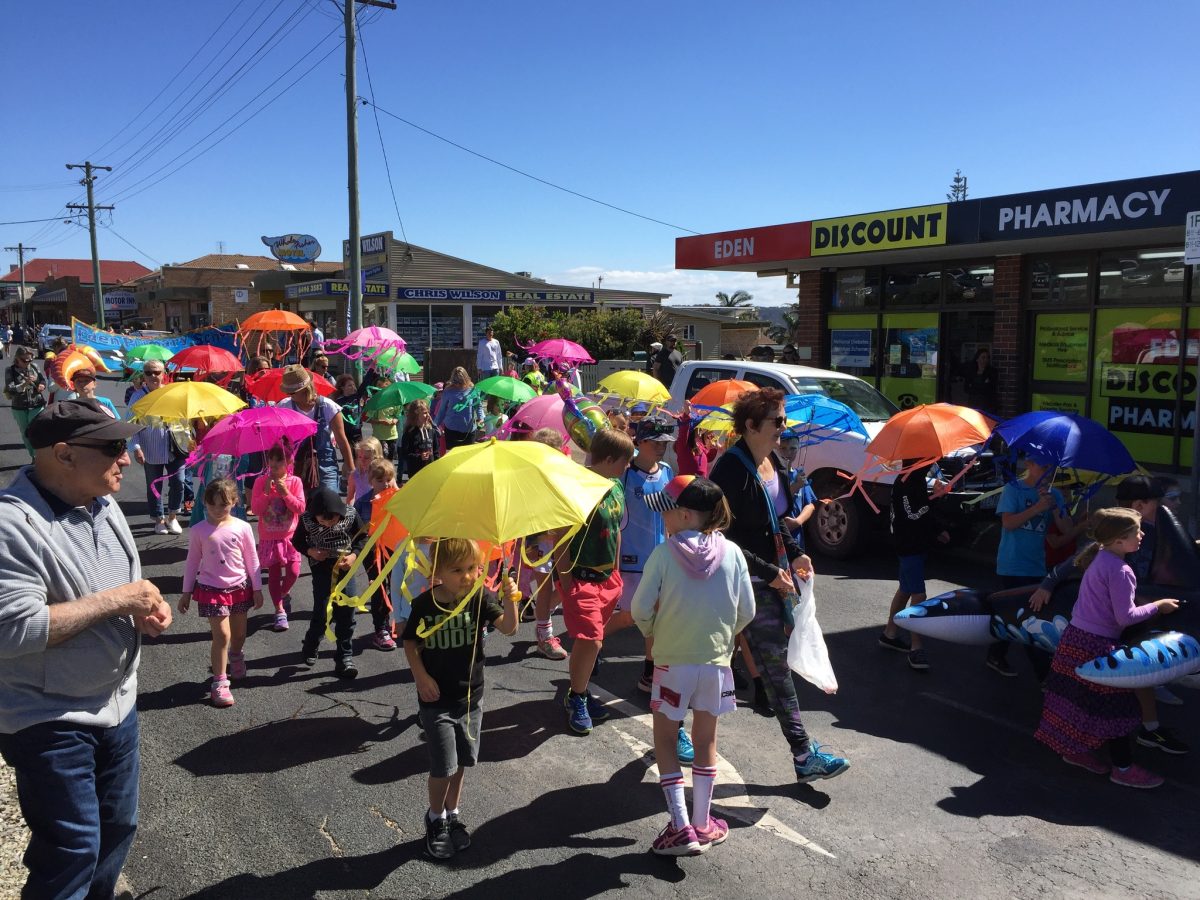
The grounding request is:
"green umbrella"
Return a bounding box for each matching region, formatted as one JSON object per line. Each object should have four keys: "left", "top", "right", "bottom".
{"left": 475, "top": 375, "right": 537, "bottom": 403}
{"left": 125, "top": 344, "right": 174, "bottom": 363}
{"left": 363, "top": 380, "right": 436, "bottom": 414}
{"left": 374, "top": 348, "right": 421, "bottom": 375}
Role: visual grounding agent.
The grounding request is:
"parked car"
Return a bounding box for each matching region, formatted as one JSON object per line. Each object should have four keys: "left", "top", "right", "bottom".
{"left": 37, "top": 324, "right": 74, "bottom": 356}
{"left": 1162, "top": 259, "right": 1187, "bottom": 284}
{"left": 664, "top": 359, "right": 1002, "bottom": 558}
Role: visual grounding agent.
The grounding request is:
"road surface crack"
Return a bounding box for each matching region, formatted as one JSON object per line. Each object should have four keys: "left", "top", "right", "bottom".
{"left": 319, "top": 815, "right": 345, "bottom": 857}
{"left": 369, "top": 806, "right": 406, "bottom": 836}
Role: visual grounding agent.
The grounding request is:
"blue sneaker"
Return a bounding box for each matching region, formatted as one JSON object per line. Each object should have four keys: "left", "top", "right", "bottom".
{"left": 565, "top": 691, "right": 592, "bottom": 735}
{"left": 794, "top": 742, "right": 849, "bottom": 783}
{"left": 586, "top": 693, "right": 610, "bottom": 724}
{"left": 676, "top": 725, "right": 695, "bottom": 767}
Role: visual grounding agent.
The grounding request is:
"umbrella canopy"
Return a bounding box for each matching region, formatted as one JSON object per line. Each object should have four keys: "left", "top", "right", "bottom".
{"left": 523, "top": 339, "right": 595, "bottom": 365}
{"left": 189, "top": 406, "right": 318, "bottom": 462}
{"left": 363, "top": 381, "right": 437, "bottom": 414}
{"left": 344, "top": 325, "right": 405, "bottom": 349}
{"left": 240, "top": 309, "right": 309, "bottom": 332}
{"left": 125, "top": 344, "right": 174, "bottom": 363}
{"left": 168, "top": 345, "right": 243, "bottom": 375}
{"left": 994, "top": 411, "right": 1136, "bottom": 476}
{"left": 596, "top": 370, "right": 671, "bottom": 405}
{"left": 475, "top": 375, "right": 538, "bottom": 404}
{"left": 866, "top": 403, "right": 995, "bottom": 463}
{"left": 696, "top": 403, "right": 736, "bottom": 434}
{"left": 690, "top": 379, "right": 756, "bottom": 409}
{"left": 374, "top": 348, "right": 421, "bottom": 375}
{"left": 245, "top": 368, "right": 337, "bottom": 403}
{"left": 387, "top": 439, "right": 615, "bottom": 544}
{"left": 506, "top": 394, "right": 566, "bottom": 437}
{"left": 784, "top": 394, "right": 869, "bottom": 439}
{"left": 130, "top": 381, "right": 246, "bottom": 423}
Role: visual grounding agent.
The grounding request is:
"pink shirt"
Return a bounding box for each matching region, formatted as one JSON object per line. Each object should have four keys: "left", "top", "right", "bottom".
{"left": 183, "top": 519, "right": 263, "bottom": 592}
{"left": 1070, "top": 547, "right": 1159, "bottom": 640}
{"left": 250, "top": 474, "right": 306, "bottom": 541}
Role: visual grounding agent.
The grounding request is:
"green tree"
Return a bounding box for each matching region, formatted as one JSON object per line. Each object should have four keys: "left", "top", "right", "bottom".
{"left": 490, "top": 306, "right": 563, "bottom": 353}
{"left": 715, "top": 289, "right": 754, "bottom": 307}
{"left": 491, "top": 306, "right": 648, "bottom": 361}
{"left": 639, "top": 308, "right": 679, "bottom": 347}
{"left": 767, "top": 306, "right": 801, "bottom": 344}
{"left": 947, "top": 169, "right": 968, "bottom": 202}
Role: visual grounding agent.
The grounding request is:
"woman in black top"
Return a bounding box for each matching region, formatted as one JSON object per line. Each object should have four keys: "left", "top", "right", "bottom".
{"left": 709, "top": 387, "right": 850, "bottom": 784}
{"left": 963, "top": 348, "right": 998, "bottom": 411}
{"left": 5, "top": 346, "right": 47, "bottom": 458}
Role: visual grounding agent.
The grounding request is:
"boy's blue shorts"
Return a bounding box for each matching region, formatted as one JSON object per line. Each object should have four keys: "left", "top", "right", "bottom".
{"left": 898, "top": 554, "right": 927, "bottom": 595}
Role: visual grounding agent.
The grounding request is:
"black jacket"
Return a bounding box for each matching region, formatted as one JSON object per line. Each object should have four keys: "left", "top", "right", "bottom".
{"left": 889, "top": 467, "right": 946, "bottom": 556}
{"left": 709, "top": 438, "right": 802, "bottom": 581}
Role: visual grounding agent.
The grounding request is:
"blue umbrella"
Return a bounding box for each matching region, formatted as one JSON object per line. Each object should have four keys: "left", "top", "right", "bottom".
{"left": 784, "top": 393, "right": 868, "bottom": 445}
{"left": 994, "top": 411, "right": 1135, "bottom": 476}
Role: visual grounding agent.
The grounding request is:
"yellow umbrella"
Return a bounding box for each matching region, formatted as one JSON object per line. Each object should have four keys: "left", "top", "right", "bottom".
{"left": 696, "top": 403, "right": 736, "bottom": 433}
{"left": 130, "top": 380, "right": 246, "bottom": 423}
{"left": 596, "top": 370, "right": 670, "bottom": 405}
{"left": 389, "top": 438, "right": 615, "bottom": 542}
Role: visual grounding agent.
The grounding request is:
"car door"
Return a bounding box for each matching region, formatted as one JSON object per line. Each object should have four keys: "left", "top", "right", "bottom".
{"left": 740, "top": 370, "right": 791, "bottom": 393}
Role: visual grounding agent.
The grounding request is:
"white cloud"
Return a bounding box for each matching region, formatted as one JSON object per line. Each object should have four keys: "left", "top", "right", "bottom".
{"left": 546, "top": 263, "right": 798, "bottom": 307}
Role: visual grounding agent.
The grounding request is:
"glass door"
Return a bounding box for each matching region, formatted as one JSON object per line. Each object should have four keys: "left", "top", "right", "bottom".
{"left": 880, "top": 312, "right": 939, "bottom": 409}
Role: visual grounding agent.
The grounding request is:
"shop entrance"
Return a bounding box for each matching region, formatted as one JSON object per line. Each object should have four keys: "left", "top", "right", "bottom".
{"left": 942, "top": 310, "right": 996, "bottom": 408}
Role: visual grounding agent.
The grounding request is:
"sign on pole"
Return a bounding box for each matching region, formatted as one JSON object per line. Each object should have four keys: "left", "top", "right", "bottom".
{"left": 1185, "top": 210, "right": 1200, "bottom": 265}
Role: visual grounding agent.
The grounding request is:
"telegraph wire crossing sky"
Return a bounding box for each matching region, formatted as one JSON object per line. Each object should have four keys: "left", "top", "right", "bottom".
{"left": 2, "top": 1, "right": 1198, "bottom": 306}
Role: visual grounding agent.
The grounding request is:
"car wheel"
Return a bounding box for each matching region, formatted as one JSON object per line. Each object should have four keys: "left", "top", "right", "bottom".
{"left": 807, "top": 491, "right": 863, "bottom": 559}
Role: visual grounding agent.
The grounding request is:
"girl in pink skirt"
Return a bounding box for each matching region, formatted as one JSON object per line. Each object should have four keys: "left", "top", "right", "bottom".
{"left": 251, "top": 443, "right": 306, "bottom": 632}
{"left": 179, "top": 479, "right": 264, "bottom": 707}
{"left": 1035, "top": 508, "right": 1179, "bottom": 789}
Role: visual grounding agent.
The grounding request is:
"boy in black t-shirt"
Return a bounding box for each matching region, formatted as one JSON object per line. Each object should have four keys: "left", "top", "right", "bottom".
{"left": 402, "top": 538, "right": 519, "bottom": 860}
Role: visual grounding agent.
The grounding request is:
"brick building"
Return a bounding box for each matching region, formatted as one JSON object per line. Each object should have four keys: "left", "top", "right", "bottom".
{"left": 677, "top": 170, "right": 1200, "bottom": 470}
{"left": 0, "top": 258, "right": 152, "bottom": 327}
{"left": 121, "top": 254, "right": 342, "bottom": 332}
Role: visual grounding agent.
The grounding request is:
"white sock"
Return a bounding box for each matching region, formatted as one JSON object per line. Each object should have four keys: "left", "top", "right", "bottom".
{"left": 445, "top": 807, "right": 459, "bottom": 818}
{"left": 1143, "top": 720, "right": 1159, "bottom": 731}
{"left": 536, "top": 619, "right": 552, "bottom": 642}
{"left": 691, "top": 765, "right": 717, "bottom": 827}
{"left": 427, "top": 808, "right": 446, "bottom": 823}
{"left": 660, "top": 772, "right": 688, "bottom": 830}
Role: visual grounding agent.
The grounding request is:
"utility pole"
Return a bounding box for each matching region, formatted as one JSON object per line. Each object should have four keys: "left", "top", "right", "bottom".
{"left": 3, "top": 243, "right": 35, "bottom": 328}
{"left": 345, "top": 0, "right": 395, "bottom": 344}
{"left": 66, "top": 161, "right": 114, "bottom": 329}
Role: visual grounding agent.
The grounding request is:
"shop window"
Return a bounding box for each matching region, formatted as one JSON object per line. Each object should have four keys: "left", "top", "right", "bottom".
{"left": 883, "top": 264, "right": 943, "bottom": 307}
{"left": 679, "top": 324, "right": 696, "bottom": 341}
{"left": 395, "top": 304, "right": 431, "bottom": 363}
{"left": 945, "top": 263, "right": 994, "bottom": 305}
{"left": 833, "top": 268, "right": 880, "bottom": 309}
{"left": 430, "top": 307, "right": 464, "bottom": 350}
{"left": 943, "top": 311, "right": 995, "bottom": 407}
{"left": 1028, "top": 254, "right": 1091, "bottom": 306}
{"left": 1097, "top": 246, "right": 1185, "bottom": 305}
{"left": 829, "top": 327, "right": 875, "bottom": 380}
{"left": 880, "top": 313, "right": 938, "bottom": 409}
{"left": 470, "top": 305, "right": 502, "bottom": 346}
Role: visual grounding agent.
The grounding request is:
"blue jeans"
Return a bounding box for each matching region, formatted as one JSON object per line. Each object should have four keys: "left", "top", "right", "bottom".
{"left": 0, "top": 711, "right": 140, "bottom": 900}
{"left": 145, "top": 457, "right": 184, "bottom": 520}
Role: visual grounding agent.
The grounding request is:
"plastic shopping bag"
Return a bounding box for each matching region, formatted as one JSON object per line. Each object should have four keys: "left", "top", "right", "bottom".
{"left": 786, "top": 574, "right": 838, "bottom": 694}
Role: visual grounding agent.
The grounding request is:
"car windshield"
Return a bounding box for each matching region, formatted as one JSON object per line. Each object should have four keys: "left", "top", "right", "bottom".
{"left": 790, "top": 376, "right": 898, "bottom": 422}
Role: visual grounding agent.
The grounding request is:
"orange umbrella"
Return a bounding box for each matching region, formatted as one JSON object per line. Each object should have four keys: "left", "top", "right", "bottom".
{"left": 690, "top": 379, "right": 756, "bottom": 408}
{"left": 240, "top": 309, "right": 309, "bottom": 331}
{"left": 238, "top": 309, "right": 313, "bottom": 361}
{"left": 866, "top": 403, "right": 995, "bottom": 463}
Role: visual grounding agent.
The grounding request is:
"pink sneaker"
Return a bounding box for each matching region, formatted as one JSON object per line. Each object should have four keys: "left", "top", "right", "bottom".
{"left": 273, "top": 611, "right": 289, "bottom": 632}
{"left": 1061, "top": 751, "right": 1109, "bottom": 775}
{"left": 228, "top": 652, "right": 247, "bottom": 681}
{"left": 537, "top": 635, "right": 568, "bottom": 660}
{"left": 372, "top": 629, "right": 397, "bottom": 651}
{"left": 693, "top": 817, "right": 729, "bottom": 847}
{"left": 210, "top": 677, "right": 234, "bottom": 708}
{"left": 1110, "top": 764, "right": 1164, "bottom": 789}
{"left": 651, "top": 822, "right": 705, "bottom": 856}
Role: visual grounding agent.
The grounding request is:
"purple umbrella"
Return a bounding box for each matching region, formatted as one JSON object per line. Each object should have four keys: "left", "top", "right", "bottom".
{"left": 188, "top": 406, "right": 318, "bottom": 464}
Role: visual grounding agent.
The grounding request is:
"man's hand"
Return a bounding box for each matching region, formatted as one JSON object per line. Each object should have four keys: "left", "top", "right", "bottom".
{"left": 136, "top": 601, "right": 172, "bottom": 638}
{"left": 134, "top": 448, "right": 146, "bottom": 465}
{"left": 117, "top": 579, "right": 166, "bottom": 617}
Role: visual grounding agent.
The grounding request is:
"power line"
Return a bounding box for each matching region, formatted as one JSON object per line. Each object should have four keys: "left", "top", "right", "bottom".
{"left": 356, "top": 14, "right": 409, "bottom": 246}
{"left": 361, "top": 99, "right": 701, "bottom": 234}
{"left": 101, "top": 224, "right": 163, "bottom": 267}
{"left": 0, "top": 216, "right": 74, "bottom": 227}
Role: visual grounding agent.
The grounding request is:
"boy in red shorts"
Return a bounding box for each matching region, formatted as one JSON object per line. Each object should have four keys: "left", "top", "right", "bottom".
{"left": 556, "top": 428, "right": 635, "bottom": 734}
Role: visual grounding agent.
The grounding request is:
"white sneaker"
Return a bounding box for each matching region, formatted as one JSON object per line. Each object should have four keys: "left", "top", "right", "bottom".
{"left": 154, "top": 520, "right": 169, "bottom": 535}
{"left": 167, "top": 518, "right": 183, "bottom": 535}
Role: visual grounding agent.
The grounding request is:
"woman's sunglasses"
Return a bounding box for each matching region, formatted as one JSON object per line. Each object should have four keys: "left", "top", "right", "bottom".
{"left": 68, "top": 438, "right": 129, "bottom": 458}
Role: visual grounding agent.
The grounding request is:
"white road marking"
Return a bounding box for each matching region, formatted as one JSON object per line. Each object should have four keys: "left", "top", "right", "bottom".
{"left": 589, "top": 684, "right": 837, "bottom": 859}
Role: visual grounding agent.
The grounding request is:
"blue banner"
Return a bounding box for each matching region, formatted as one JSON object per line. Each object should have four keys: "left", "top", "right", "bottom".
{"left": 72, "top": 319, "right": 240, "bottom": 366}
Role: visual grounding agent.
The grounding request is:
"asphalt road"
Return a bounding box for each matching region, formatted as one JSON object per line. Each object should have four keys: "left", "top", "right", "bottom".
{"left": 2, "top": 376, "right": 1197, "bottom": 900}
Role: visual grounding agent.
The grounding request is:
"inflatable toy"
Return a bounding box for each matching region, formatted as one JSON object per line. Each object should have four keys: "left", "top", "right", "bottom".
{"left": 562, "top": 397, "right": 608, "bottom": 452}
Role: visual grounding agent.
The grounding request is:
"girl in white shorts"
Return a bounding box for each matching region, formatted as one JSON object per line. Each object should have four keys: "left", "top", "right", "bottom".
{"left": 631, "top": 476, "right": 756, "bottom": 857}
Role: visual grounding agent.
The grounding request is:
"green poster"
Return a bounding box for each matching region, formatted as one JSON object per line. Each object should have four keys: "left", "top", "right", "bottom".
{"left": 1031, "top": 392, "right": 1086, "bottom": 415}
{"left": 1033, "top": 313, "right": 1089, "bottom": 383}
{"left": 881, "top": 313, "right": 938, "bottom": 409}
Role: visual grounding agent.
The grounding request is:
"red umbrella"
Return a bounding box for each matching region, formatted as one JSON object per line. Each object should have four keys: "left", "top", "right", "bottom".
{"left": 245, "top": 368, "right": 336, "bottom": 403}
{"left": 168, "top": 345, "right": 244, "bottom": 379}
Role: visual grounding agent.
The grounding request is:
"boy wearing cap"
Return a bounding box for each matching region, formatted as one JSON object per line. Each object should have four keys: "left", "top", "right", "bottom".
{"left": 66, "top": 367, "right": 118, "bottom": 419}
{"left": 292, "top": 487, "right": 368, "bottom": 679}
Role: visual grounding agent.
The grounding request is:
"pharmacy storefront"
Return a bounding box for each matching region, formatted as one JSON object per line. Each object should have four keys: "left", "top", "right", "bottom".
{"left": 676, "top": 170, "right": 1200, "bottom": 469}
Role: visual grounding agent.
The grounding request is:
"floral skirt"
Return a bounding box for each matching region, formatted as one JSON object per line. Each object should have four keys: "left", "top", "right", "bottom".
{"left": 195, "top": 582, "right": 253, "bottom": 618}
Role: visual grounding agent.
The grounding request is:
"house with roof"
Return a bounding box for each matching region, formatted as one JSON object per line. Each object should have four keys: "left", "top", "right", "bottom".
{"left": 0, "top": 258, "right": 152, "bottom": 326}
{"left": 662, "top": 305, "right": 771, "bottom": 359}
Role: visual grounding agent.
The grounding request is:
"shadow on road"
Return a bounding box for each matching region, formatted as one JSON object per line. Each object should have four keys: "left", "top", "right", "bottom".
{"left": 442, "top": 849, "right": 685, "bottom": 898}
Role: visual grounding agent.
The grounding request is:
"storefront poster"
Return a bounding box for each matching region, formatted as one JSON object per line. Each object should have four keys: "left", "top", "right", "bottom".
{"left": 830, "top": 329, "right": 872, "bottom": 368}
{"left": 1032, "top": 313, "right": 1090, "bottom": 382}
{"left": 881, "top": 314, "right": 938, "bottom": 409}
{"left": 1031, "top": 392, "right": 1086, "bottom": 415}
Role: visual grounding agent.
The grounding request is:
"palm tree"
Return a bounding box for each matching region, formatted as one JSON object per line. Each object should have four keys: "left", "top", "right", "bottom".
{"left": 715, "top": 289, "right": 753, "bottom": 308}
{"left": 639, "top": 308, "right": 678, "bottom": 346}
{"left": 767, "top": 307, "right": 801, "bottom": 344}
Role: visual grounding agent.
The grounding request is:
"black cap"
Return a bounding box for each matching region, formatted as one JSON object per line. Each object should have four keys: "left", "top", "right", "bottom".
{"left": 645, "top": 475, "right": 724, "bottom": 513}
{"left": 307, "top": 486, "right": 350, "bottom": 518}
{"left": 26, "top": 400, "right": 141, "bottom": 449}
{"left": 1115, "top": 474, "right": 1165, "bottom": 504}
{"left": 633, "top": 415, "right": 675, "bottom": 442}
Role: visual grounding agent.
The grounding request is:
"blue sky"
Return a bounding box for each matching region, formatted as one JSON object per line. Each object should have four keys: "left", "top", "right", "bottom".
{"left": 2, "top": 1, "right": 1197, "bottom": 305}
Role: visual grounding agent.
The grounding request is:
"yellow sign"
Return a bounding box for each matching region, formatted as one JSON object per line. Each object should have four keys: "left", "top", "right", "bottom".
{"left": 811, "top": 204, "right": 948, "bottom": 256}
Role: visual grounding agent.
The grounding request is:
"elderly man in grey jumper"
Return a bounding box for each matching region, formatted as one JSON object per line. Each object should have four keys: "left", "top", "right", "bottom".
{"left": 0, "top": 399, "right": 172, "bottom": 900}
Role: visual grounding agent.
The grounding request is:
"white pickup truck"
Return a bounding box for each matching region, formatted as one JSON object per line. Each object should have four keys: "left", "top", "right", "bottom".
{"left": 663, "top": 359, "right": 999, "bottom": 558}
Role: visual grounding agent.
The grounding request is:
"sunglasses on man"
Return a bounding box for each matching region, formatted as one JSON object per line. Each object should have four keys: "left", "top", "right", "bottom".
{"left": 68, "top": 438, "right": 129, "bottom": 458}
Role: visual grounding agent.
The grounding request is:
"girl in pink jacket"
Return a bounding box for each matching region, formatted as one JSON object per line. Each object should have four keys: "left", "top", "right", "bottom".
{"left": 251, "top": 443, "right": 307, "bottom": 632}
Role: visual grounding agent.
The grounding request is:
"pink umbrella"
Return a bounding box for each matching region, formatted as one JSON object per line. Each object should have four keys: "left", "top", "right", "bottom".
{"left": 188, "top": 406, "right": 318, "bottom": 464}
{"left": 523, "top": 338, "right": 594, "bottom": 365}
{"left": 503, "top": 394, "right": 567, "bottom": 440}
{"left": 325, "top": 326, "right": 406, "bottom": 362}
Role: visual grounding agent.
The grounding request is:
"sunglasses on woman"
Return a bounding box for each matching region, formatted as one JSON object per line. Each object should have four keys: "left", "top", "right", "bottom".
{"left": 68, "top": 438, "right": 129, "bottom": 458}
